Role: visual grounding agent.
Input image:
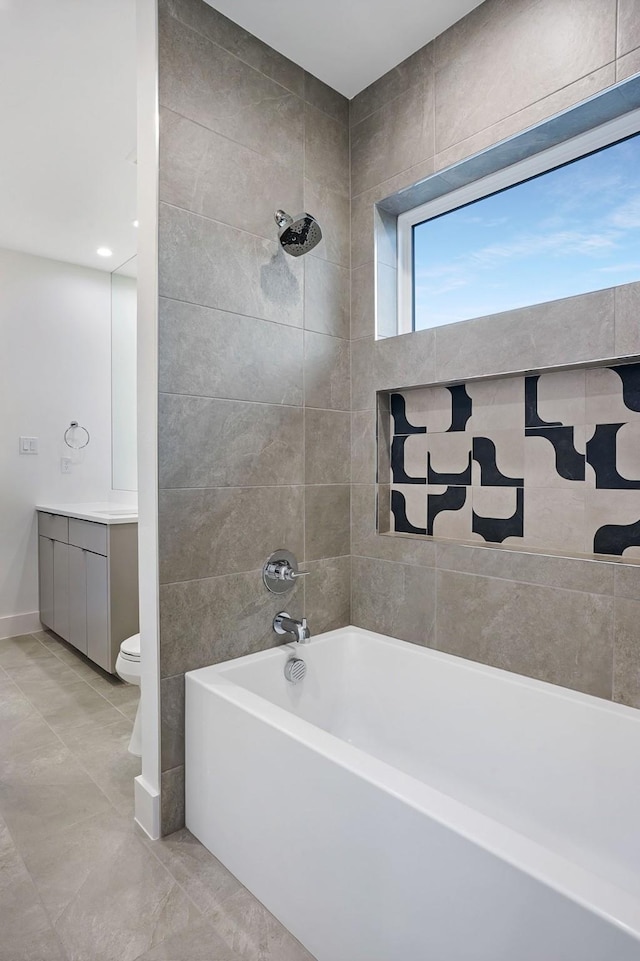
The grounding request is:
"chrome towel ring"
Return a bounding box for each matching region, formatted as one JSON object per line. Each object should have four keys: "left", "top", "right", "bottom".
{"left": 64, "top": 421, "right": 90, "bottom": 450}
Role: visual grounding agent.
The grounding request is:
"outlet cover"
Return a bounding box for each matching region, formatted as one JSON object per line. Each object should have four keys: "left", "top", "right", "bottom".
{"left": 60, "top": 457, "right": 73, "bottom": 474}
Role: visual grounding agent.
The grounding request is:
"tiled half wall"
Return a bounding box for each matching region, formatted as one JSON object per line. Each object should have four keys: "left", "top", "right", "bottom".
{"left": 387, "top": 362, "right": 640, "bottom": 558}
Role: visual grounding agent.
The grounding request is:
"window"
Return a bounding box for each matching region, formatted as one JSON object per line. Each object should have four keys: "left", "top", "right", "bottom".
{"left": 397, "top": 112, "right": 640, "bottom": 333}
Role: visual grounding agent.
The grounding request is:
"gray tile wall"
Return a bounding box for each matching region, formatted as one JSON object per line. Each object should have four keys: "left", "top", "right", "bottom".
{"left": 350, "top": 1, "right": 640, "bottom": 707}
{"left": 157, "top": 0, "right": 350, "bottom": 833}
{"left": 156, "top": 0, "right": 640, "bottom": 834}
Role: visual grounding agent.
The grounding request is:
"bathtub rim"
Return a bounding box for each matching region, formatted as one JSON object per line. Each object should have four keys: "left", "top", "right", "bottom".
{"left": 185, "top": 626, "right": 640, "bottom": 942}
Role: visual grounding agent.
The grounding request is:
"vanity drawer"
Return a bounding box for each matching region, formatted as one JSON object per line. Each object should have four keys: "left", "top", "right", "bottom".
{"left": 68, "top": 518, "right": 108, "bottom": 556}
{"left": 38, "top": 512, "right": 69, "bottom": 543}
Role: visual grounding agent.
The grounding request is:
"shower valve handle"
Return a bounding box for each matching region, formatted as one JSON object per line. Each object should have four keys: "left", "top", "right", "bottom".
{"left": 263, "top": 550, "right": 309, "bottom": 595}
{"left": 266, "top": 560, "right": 309, "bottom": 582}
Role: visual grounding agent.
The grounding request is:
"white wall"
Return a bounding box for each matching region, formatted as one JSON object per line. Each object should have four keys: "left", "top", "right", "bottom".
{"left": 0, "top": 247, "right": 113, "bottom": 635}
{"left": 112, "top": 271, "right": 138, "bottom": 491}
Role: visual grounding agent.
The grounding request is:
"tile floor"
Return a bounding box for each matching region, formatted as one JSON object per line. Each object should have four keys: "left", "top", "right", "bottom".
{"left": 0, "top": 630, "right": 315, "bottom": 961}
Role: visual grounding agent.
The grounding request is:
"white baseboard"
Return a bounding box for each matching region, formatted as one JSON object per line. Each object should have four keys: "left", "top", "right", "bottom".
{"left": 135, "top": 775, "right": 160, "bottom": 839}
{"left": 0, "top": 611, "right": 42, "bottom": 640}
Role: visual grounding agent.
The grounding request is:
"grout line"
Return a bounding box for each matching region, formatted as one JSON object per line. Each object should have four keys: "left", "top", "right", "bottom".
{"left": 159, "top": 482, "right": 351, "bottom": 492}
{"left": 159, "top": 196, "right": 347, "bottom": 271}
{"left": 160, "top": 200, "right": 286, "bottom": 247}
{"left": 160, "top": 552, "right": 352, "bottom": 590}
{"left": 159, "top": 292, "right": 349, "bottom": 344}
{"left": 159, "top": 292, "right": 305, "bottom": 334}
{"left": 302, "top": 208, "right": 308, "bottom": 580}
{"left": 164, "top": 8, "right": 302, "bottom": 100}
{"left": 165, "top": 5, "right": 348, "bottom": 129}
{"left": 349, "top": 551, "right": 616, "bottom": 598}
{"left": 159, "top": 103, "right": 301, "bottom": 171}
{"left": 160, "top": 391, "right": 305, "bottom": 409}
{"left": 350, "top": 58, "right": 619, "bottom": 205}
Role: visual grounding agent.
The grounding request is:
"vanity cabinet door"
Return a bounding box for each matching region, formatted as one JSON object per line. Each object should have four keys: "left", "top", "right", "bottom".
{"left": 53, "top": 541, "right": 70, "bottom": 641}
{"left": 86, "top": 551, "right": 109, "bottom": 671}
{"left": 38, "top": 536, "right": 54, "bottom": 630}
{"left": 68, "top": 546, "right": 88, "bottom": 655}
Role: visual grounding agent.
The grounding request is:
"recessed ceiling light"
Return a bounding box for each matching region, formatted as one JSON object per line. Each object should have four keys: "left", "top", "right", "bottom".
{"left": 132, "top": 220, "right": 139, "bottom": 228}
{"left": 96, "top": 247, "right": 113, "bottom": 257}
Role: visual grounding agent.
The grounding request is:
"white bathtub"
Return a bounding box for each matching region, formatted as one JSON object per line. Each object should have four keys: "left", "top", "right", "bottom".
{"left": 185, "top": 627, "right": 640, "bottom": 961}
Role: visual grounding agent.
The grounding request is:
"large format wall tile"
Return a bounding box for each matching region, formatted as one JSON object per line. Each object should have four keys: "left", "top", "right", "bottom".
{"left": 434, "top": 0, "right": 617, "bottom": 153}
{"left": 159, "top": 486, "right": 304, "bottom": 583}
{"left": 351, "top": 263, "right": 375, "bottom": 341}
{"left": 352, "top": 555, "right": 436, "bottom": 645}
{"left": 159, "top": 299, "right": 303, "bottom": 406}
{"left": 617, "top": 0, "right": 640, "bottom": 57}
{"left": 614, "top": 563, "right": 640, "bottom": 601}
{"left": 161, "top": 767, "right": 187, "bottom": 840}
{"left": 304, "top": 71, "right": 349, "bottom": 126}
{"left": 615, "top": 281, "right": 640, "bottom": 358}
{"left": 436, "top": 541, "right": 614, "bottom": 596}
{"left": 613, "top": 596, "right": 640, "bottom": 707}
{"left": 350, "top": 44, "right": 433, "bottom": 128}
{"left": 304, "top": 331, "right": 351, "bottom": 410}
{"left": 304, "top": 556, "right": 351, "bottom": 635}
{"left": 305, "top": 486, "right": 350, "bottom": 559}
{"left": 352, "top": 329, "right": 437, "bottom": 411}
{"left": 304, "top": 409, "right": 350, "bottom": 485}
{"left": 304, "top": 255, "right": 350, "bottom": 339}
{"left": 304, "top": 102, "right": 349, "bottom": 196}
{"left": 303, "top": 178, "right": 350, "bottom": 268}
{"left": 161, "top": 0, "right": 304, "bottom": 95}
{"left": 435, "top": 289, "right": 615, "bottom": 383}
{"left": 159, "top": 204, "right": 304, "bottom": 327}
{"left": 351, "top": 79, "right": 435, "bottom": 197}
{"left": 618, "top": 47, "right": 640, "bottom": 81}
{"left": 159, "top": 571, "right": 304, "bottom": 677}
{"left": 159, "top": 11, "right": 304, "bottom": 167}
{"left": 434, "top": 63, "right": 617, "bottom": 172}
{"left": 351, "top": 409, "right": 377, "bottom": 485}
{"left": 160, "top": 674, "right": 185, "bottom": 772}
{"left": 435, "top": 569, "right": 614, "bottom": 698}
{"left": 159, "top": 394, "right": 304, "bottom": 489}
{"left": 159, "top": 107, "right": 303, "bottom": 240}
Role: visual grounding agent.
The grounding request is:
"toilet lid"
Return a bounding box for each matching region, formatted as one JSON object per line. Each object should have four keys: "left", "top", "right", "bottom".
{"left": 121, "top": 633, "right": 140, "bottom": 657}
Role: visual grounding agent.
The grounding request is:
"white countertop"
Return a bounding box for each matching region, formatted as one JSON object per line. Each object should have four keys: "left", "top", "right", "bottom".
{"left": 36, "top": 502, "right": 138, "bottom": 525}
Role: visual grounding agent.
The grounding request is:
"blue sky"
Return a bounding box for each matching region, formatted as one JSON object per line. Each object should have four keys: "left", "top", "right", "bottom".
{"left": 413, "top": 133, "right": 640, "bottom": 330}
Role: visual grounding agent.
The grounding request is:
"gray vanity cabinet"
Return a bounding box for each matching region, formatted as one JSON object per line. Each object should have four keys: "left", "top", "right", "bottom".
{"left": 37, "top": 512, "right": 138, "bottom": 673}
{"left": 38, "top": 534, "right": 55, "bottom": 630}
{"left": 53, "top": 540, "right": 70, "bottom": 641}
{"left": 86, "top": 550, "right": 110, "bottom": 671}
{"left": 68, "top": 545, "right": 88, "bottom": 654}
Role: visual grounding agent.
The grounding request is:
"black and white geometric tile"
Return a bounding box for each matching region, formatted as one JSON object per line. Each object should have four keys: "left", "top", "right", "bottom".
{"left": 387, "top": 362, "right": 640, "bottom": 558}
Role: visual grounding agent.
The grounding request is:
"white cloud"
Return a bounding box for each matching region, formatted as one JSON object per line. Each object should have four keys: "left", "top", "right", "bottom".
{"left": 608, "top": 195, "right": 640, "bottom": 230}
{"left": 596, "top": 262, "right": 640, "bottom": 273}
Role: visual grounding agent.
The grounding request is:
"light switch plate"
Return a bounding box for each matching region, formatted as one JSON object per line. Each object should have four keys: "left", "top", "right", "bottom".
{"left": 19, "top": 436, "right": 38, "bottom": 454}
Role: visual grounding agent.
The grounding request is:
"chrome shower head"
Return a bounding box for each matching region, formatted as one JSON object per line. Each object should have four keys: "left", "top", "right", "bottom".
{"left": 274, "top": 209, "right": 322, "bottom": 257}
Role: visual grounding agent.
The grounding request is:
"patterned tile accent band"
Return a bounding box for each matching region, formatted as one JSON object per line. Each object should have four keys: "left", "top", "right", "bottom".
{"left": 387, "top": 363, "right": 640, "bottom": 558}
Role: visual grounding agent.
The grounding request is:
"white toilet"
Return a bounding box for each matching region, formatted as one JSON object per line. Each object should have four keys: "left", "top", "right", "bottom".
{"left": 115, "top": 633, "right": 142, "bottom": 757}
